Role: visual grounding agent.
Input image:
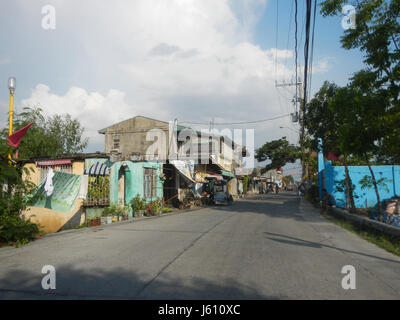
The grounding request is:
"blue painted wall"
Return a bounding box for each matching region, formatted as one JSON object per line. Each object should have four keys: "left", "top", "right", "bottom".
{"left": 109, "top": 161, "right": 163, "bottom": 216}
{"left": 321, "top": 161, "right": 400, "bottom": 208}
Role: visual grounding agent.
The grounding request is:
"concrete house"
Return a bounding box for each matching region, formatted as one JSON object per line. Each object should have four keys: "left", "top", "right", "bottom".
{"left": 99, "top": 115, "right": 246, "bottom": 205}
{"left": 98, "top": 116, "right": 183, "bottom": 161}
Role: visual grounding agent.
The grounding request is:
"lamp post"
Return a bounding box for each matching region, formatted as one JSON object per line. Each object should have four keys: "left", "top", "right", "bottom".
{"left": 7, "top": 77, "right": 16, "bottom": 161}
{"left": 8, "top": 77, "right": 16, "bottom": 137}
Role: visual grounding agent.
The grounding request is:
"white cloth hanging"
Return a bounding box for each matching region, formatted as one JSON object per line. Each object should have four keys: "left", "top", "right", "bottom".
{"left": 44, "top": 168, "right": 55, "bottom": 197}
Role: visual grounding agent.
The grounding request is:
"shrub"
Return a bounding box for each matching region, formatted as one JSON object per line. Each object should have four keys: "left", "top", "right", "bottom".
{"left": 146, "top": 199, "right": 162, "bottom": 216}
{"left": 131, "top": 194, "right": 146, "bottom": 211}
{"left": 0, "top": 148, "right": 41, "bottom": 246}
{"left": 102, "top": 204, "right": 129, "bottom": 217}
{"left": 0, "top": 213, "right": 41, "bottom": 245}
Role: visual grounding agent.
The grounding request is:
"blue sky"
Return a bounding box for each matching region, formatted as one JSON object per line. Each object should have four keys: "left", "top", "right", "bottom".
{"left": 0, "top": 0, "right": 365, "bottom": 177}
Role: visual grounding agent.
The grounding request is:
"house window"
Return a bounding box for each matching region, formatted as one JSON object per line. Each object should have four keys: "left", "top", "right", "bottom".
{"left": 144, "top": 168, "right": 157, "bottom": 199}
{"left": 86, "top": 175, "right": 110, "bottom": 206}
{"left": 39, "top": 164, "right": 73, "bottom": 183}
{"left": 113, "top": 135, "right": 120, "bottom": 149}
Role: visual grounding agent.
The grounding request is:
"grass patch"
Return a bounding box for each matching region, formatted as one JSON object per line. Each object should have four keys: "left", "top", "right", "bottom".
{"left": 321, "top": 210, "right": 400, "bottom": 257}
{"left": 74, "top": 222, "right": 88, "bottom": 229}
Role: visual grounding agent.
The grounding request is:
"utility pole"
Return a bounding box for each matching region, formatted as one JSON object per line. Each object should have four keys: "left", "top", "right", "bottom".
{"left": 298, "top": 77, "right": 307, "bottom": 183}
{"left": 275, "top": 78, "right": 302, "bottom": 122}
{"left": 275, "top": 77, "right": 306, "bottom": 181}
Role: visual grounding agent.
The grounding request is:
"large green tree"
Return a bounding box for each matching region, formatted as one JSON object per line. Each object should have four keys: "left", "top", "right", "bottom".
{"left": 256, "top": 137, "right": 301, "bottom": 173}
{"left": 2, "top": 106, "right": 88, "bottom": 160}
{"left": 305, "top": 81, "right": 358, "bottom": 212}
{"left": 282, "top": 175, "right": 295, "bottom": 186}
{"left": 321, "top": 0, "right": 400, "bottom": 162}
{"left": 333, "top": 83, "right": 389, "bottom": 219}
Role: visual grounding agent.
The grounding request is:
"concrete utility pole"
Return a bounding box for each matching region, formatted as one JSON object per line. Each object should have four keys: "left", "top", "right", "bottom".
{"left": 298, "top": 77, "right": 308, "bottom": 182}
{"left": 275, "top": 77, "right": 306, "bottom": 180}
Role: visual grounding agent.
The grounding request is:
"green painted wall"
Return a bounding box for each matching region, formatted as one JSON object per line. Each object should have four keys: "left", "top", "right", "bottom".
{"left": 109, "top": 161, "right": 163, "bottom": 216}
{"left": 85, "top": 207, "right": 105, "bottom": 219}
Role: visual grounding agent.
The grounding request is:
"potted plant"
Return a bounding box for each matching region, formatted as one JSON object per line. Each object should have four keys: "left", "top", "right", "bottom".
{"left": 131, "top": 194, "right": 146, "bottom": 217}
{"left": 102, "top": 205, "right": 118, "bottom": 224}
{"left": 88, "top": 217, "right": 101, "bottom": 227}
{"left": 123, "top": 205, "right": 130, "bottom": 220}
{"left": 150, "top": 199, "right": 161, "bottom": 216}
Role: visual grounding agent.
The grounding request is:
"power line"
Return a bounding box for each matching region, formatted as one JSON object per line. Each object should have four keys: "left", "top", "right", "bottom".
{"left": 295, "top": 0, "right": 298, "bottom": 114}
{"left": 299, "top": 0, "right": 313, "bottom": 181}
{"left": 307, "top": 0, "right": 318, "bottom": 101}
{"left": 284, "top": 0, "right": 294, "bottom": 75}
{"left": 180, "top": 113, "right": 291, "bottom": 126}
{"left": 303, "top": 0, "right": 312, "bottom": 111}
{"left": 275, "top": 0, "right": 279, "bottom": 81}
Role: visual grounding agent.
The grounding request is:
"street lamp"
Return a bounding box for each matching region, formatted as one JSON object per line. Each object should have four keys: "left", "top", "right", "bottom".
{"left": 8, "top": 77, "right": 16, "bottom": 137}
{"left": 7, "top": 77, "right": 16, "bottom": 161}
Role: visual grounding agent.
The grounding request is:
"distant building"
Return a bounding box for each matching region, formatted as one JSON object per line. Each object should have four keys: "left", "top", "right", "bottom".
{"left": 99, "top": 115, "right": 246, "bottom": 203}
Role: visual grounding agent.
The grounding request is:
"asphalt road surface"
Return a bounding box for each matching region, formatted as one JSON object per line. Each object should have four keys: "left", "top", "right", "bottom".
{"left": 1, "top": 192, "right": 400, "bottom": 299}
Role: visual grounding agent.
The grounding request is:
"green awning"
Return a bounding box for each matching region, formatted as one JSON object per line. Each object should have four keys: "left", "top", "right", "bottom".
{"left": 221, "top": 170, "right": 235, "bottom": 178}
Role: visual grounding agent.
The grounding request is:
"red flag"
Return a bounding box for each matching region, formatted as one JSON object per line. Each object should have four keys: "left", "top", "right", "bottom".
{"left": 327, "top": 152, "right": 342, "bottom": 163}
{"left": 7, "top": 122, "right": 33, "bottom": 147}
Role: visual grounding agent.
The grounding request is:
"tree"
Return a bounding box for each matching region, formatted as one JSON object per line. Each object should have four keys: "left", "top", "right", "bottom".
{"left": 311, "top": 0, "right": 400, "bottom": 218}
{"left": 321, "top": 0, "right": 400, "bottom": 162}
{"left": 304, "top": 81, "right": 340, "bottom": 153}
{"left": 304, "top": 81, "right": 357, "bottom": 212}
{"left": 282, "top": 175, "right": 295, "bottom": 186}
{"left": 256, "top": 137, "right": 301, "bottom": 173}
{"left": 332, "top": 84, "right": 389, "bottom": 219}
{"left": 0, "top": 139, "right": 40, "bottom": 245}
{"left": 1, "top": 106, "right": 88, "bottom": 160}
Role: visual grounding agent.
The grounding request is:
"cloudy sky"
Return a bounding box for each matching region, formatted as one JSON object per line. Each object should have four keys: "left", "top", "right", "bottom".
{"left": 0, "top": 0, "right": 364, "bottom": 176}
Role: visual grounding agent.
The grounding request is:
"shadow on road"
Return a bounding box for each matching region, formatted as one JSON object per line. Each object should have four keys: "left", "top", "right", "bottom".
{"left": 212, "top": 193, "right": 305, "bottom": 222}
{"left": 264, "top": 232, "right": 400, "bottom": 264}
{"left": 0, "top": 264, "right": 282, "bottom": 300}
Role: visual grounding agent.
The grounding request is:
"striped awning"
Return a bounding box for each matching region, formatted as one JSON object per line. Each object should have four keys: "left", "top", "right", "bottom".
{"left": 84, "top": 162, "right": 110, "bottom": 176}
{"left": 221, "top": 170, "right": 235, "bottom": 178}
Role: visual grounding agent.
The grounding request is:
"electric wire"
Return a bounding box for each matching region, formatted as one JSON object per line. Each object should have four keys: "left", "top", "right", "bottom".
{"left": 179, "top": 113, "right": 291, "bottom": 126}
{"left": 307, "top": 0, "right": 317, "bottom": 102}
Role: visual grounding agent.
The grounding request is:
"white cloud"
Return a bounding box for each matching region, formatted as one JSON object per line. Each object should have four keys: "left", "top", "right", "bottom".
{"left": 14, "top": 0, "right": 327, "bottom": 152}
{"left": 21, "top": 84, "right": 149, "bottom": 150}
{"left": 312, "top": 57, "right": 332, "bottom": 74}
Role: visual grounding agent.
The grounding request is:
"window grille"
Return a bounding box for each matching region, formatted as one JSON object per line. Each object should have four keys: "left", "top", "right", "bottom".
{"left": 85, "top": 175, "right": 110, "bottom": 206}
{"left": 39, "top": 164, "right": 73, "bottom": 183}
{"left": 144, "top": 168, "right": 157, "bottom": 199}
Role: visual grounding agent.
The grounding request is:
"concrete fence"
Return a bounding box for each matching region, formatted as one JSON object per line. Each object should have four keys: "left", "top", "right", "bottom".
{"left": 327, "top": 206, "right": 400, "bottom": 239}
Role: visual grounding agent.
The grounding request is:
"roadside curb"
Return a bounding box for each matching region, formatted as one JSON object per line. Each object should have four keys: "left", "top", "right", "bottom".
{"left": 39, "top": 205, "right": 207, "bottom": 240}
{"left": 0, "top": 206, "right": 208, "bottom": 251}
{"left": 300, "top": 197, "right": 400, "bottom": 239}
{"left": 326, "top": 206, "right": 400, "bottom": 239}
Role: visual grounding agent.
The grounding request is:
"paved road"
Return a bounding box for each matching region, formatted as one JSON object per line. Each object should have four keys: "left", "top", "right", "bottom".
{"left": 1, "top": 192, "right": 400, "bottom": 299}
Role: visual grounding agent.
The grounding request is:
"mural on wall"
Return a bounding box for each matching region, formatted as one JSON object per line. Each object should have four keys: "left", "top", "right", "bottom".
{"left": 31, "top": 171, "right": 82, "bottom": 213}
{"left": 318, "top": 138, "right": 400, "bottom": 227}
